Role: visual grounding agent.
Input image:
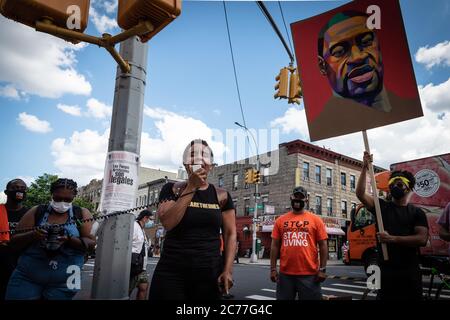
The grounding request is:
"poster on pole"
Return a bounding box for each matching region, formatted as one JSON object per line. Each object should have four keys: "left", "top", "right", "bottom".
{"left": 291, "top": 0, "right": 423, "bottom": 142}
{"left": 99, "top": 151, "right": 140, "bottom": 214}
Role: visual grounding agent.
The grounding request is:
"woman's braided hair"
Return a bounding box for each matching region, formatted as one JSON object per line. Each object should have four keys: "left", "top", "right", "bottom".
{"left": 50, "top": 178, "right": 78, "bottom": 195}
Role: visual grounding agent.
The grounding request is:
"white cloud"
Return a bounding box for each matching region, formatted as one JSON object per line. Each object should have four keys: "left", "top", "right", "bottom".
{"left": 0, "top": 85, "right": 20, "bottom": 99}
{"left": 418, "top": 77, "right": 450, "bottom": 113}
{"left": 270, "top": 105, "right": 309, "bottom": 140}
{"left": 103, "top": 0, "right": 118, "bottom": 14}
{"left": 142, "top": 106, "right": 226, "bottom": 171}
{"left": 271, "top": 84, "right": 450, "bottom": 169}
{"left": 415, "top": 40, "right": 450, "bottom": 69}
{"left": 57, "top": 103, "right": 82, "bottom": 117}
{"left": 89, "top": 6, "right": 118, "bottom": 34}
{"left": 0, "top": 17, "right": 91, "bottom": 98}
{"left": 86, "top": 98, "right": 112, "bottom": 119}
{"left": 17, "top": 112, "right": 52, "bottom": 133}
{"left": 51, "top": 129, "right": 109, "bottom": 185}
{"left": 50, "top": 107, "right": 227, "bottom": 185}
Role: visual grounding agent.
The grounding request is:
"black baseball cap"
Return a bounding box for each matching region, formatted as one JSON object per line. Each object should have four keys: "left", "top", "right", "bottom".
{"left": 292, "top": 186, "right": 307, "bottom": 197}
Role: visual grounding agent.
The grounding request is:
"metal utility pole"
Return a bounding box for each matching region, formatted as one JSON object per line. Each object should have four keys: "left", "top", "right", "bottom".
{"left": 92, "top": 36, "right": 148, "bottom": 299}
{"left": 235, "top": 122, "right": 260, "bottom": 263}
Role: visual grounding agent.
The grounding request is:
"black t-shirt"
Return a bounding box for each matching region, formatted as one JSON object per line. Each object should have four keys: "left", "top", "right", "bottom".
{"left": 371, "top": 199, "right": 428, "bottom": 268}
{"left": 6, "top": 206, "right": 28, "bottom": 232}
{"left": 158, "top": 183, "right": 234, "bottom": 268}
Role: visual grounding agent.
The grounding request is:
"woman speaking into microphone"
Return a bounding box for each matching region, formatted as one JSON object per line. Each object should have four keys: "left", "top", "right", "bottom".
{"left": 149, "top": 139, "right": 237, "bottom": 300}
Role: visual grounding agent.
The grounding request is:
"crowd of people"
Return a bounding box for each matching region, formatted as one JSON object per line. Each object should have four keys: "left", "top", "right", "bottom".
{"left": 0, "top": 141, "right": 449, "bottom": 301}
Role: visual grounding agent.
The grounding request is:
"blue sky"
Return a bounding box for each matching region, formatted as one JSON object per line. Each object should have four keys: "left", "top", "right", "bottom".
{"left": 0, "top": 0, "right": 449, "bottom": 192}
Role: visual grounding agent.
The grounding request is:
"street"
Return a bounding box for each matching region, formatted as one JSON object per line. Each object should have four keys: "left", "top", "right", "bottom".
{"left": 74, "top": 257, "right": 450, "bottom": 301}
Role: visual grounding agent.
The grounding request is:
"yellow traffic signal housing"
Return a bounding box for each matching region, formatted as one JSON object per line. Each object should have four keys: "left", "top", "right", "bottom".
{"left": 0, "top": 0, "right": 90, "bottom": 32}
{"left": 118, "top": 0, "right": 182, "bottom": 43}
{"left": 245, "top": 169, "right": 254, "bottom": 184}
{"left": 254, "top": 170, "right": 261, "bottom": 184}
{"left": 274, "top": 67, "right": 289, "bottom": 99}
{"left": 288, "top": 70, "right": 302, "bottom": 105}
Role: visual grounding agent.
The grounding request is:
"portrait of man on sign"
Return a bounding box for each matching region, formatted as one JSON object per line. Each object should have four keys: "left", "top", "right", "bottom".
{"left": 317, "top": 11, "right": 391, "bottom": 113}
{"left": 291, "top": 0, "right": 423, "bottom": 142}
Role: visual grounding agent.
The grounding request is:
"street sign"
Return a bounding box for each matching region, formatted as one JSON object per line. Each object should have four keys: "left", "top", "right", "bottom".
{"left": 254, "top": 193, "right": 261, "bottom": 197}
{"left": 257, "top": 204, "right": 264, "bottom": 209}
{"left": 249, "top": 208, "right": 255, "bottom": 213}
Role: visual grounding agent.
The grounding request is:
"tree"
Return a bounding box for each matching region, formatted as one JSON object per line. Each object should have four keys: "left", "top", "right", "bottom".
{"left": 73, "top": 197, "right": 95, "bottom": 212}
{"left": 23, "top": 173, "right": 58, "bottom": 208}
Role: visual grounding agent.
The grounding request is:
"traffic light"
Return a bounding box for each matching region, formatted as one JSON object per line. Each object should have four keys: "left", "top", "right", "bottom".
{"left": 118, "top": 0, "right": 182, "bottom": 43}
{"left": 288, "top": 70, "right": 302, "bottom": 105}
{"left": 254, "top": 170, "right": 261, "bottom": 184}
{"left": 274, "top": 67, "right": 289, "bottom": 99}
{"left": 245, "top": 169, "right": 254, "bottom": 184}
{"left": 0, "top": 0, "right": 90, "bottom": 32}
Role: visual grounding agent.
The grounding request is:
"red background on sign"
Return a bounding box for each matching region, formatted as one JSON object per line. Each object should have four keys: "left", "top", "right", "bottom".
{"left": 291, "top": 0, "right": 420, "bottom": 123}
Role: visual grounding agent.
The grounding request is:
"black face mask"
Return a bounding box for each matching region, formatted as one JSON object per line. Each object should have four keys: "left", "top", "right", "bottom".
{"left": 390, "top": 186, "right": 406, "bottom": 200}
{"left": 6, "top": 190, "right": 26, "bottom": 203}
{"left": 291, "top": 200, "right": 305, "bottom": 211}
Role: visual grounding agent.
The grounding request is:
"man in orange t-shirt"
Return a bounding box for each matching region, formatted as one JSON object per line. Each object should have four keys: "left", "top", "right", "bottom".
{"left": 270, "top": 186, "right": 328, "bottom": 300}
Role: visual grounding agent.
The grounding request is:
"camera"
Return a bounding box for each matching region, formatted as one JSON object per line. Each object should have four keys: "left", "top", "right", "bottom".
{"left": 41, "top": 224, "right": 65, "bottom": 252}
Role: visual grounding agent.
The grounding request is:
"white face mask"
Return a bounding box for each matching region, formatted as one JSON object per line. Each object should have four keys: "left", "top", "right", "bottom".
{"left": 50, "top": 200, "right": 72, "bottom": 213}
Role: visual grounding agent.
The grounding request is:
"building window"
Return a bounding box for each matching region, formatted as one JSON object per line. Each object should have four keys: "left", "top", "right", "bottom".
{"left": 341, "top": 172, "right": 347, "bottom": 190}
{"left": 244, "top": 182, "right": 249, "bottom": 189}
{"left": 327, "top": 198, "right": 333, "bottom": 216}
{"left": 303, "top": 162, "right": 310, "bottom": 181}
{"left": 326, "top": 168, "right": 332, "bottom": 186}
{"left": 350, "top": 175, "right": 356, "bottom": 191}
{"left": 232, "top": 174, "right": 239, "bottom": 190}
{"left": 218, "top": 175, "right": 224, "bottom": 187}
{"left": 233, "top": 198, "right": 238, "bottom": 212}
{"left": 136, "top": 198, "right": 138, "bottom": 207}
{"left": 341, "top": 200, "right": 347, "bottom": 218}
{"left": 315, "top": 196, "right": 322, "bottom": 215}
{"left": 143, "top": 195, "right": 147, "bottom": 206}
{"left": 315, "top": 165, "right": 321, "bottom": 184}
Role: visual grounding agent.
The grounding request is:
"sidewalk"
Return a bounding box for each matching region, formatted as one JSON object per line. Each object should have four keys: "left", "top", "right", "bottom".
{"left": 237, "top": 257, "right": 344, "bottom": 266}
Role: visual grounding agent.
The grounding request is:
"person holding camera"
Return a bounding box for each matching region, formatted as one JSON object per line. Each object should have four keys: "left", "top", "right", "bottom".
{"left": 129, "top": 209, "right": 153, "bottom": 300}
{"left": 148, "top": 139, "right": 237, "bottom": 300}
{"left": 5, "top": 178, "right": 95, "bottom": 300}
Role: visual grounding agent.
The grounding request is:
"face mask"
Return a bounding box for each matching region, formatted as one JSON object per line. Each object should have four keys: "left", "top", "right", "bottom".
{"left": 145, "top": 220, "right": 154, "bottom": 228}
{"left": 6, "top": 190, "right": 26, "bottom": 203}
{"left": 50, "top": 200, "right": 72, "bottom": 213}
{"left": 390, "top": 185, "right": 406, "bottom": 200}
{"left": 291, "top": 200, "right": 305, "bottom": 211}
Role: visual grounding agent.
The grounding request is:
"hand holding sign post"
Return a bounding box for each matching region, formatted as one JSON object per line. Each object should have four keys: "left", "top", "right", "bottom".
{"left": 291, "top": 0, "right": 425, "bottom": 261}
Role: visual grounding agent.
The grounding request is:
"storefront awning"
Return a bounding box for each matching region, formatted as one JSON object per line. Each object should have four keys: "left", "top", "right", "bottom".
{"left": 326, "top": 227, "right": 345, "bottom": 236}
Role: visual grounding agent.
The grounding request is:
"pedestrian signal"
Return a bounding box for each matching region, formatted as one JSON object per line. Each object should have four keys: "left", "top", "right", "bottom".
{"left": 0, "top": 0, "right": 90, "bottom": 33}
{"left": 117, "top": 0, "right": 182, "bottom": 43}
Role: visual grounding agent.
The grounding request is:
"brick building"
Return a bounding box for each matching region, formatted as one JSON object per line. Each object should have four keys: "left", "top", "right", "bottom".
{"left": 208, "top": 139, "right": 385, "bottom": 260}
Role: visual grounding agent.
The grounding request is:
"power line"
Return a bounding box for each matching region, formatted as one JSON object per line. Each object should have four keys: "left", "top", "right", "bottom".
{"left": 256, "top": 1, "right": 294, "bottom": 63}
{"left": 222, "top": 1, "right": 248, "bottom": 130}
{"left": 278, "top": 1, "right": 295, "bottom": 62}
